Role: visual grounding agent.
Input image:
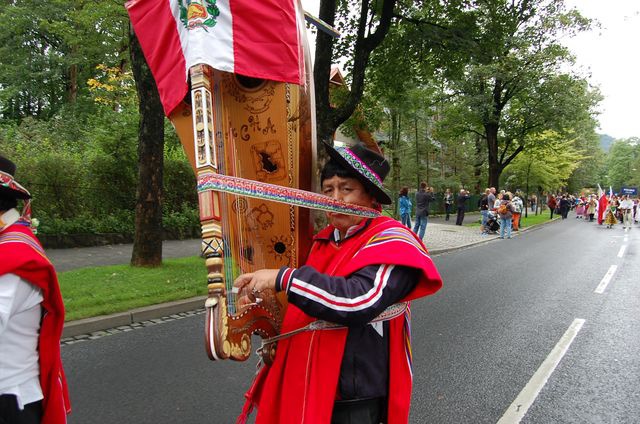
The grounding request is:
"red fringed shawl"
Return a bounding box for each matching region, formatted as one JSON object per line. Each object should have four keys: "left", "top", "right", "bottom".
{"left": 0, "top": 224, "right": 70, "bottom": 423}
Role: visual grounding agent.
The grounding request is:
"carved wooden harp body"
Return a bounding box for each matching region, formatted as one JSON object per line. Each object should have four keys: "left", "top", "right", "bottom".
{"left": 168, "top": 54, "right": 315, "bottom": 361}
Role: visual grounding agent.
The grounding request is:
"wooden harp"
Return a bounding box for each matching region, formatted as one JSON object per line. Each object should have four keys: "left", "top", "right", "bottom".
{"left": 127, "top": 0, "right": 373, "bottom": 363}
{"left": 167, "top": 14, "right": 315, "bottom": 362}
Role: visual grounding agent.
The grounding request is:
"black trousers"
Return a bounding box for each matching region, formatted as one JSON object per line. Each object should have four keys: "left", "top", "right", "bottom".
{"left": 445, "top": 204, "right": 452, "bottom": 220}
{"left": 455, "top": 207, "right": 465, "bottom": 225}
{"left": 0, "top": 395, "right": 42, "bottom": 424}
{"left": 332, "top": 398, "right": 386, "bottom": 424}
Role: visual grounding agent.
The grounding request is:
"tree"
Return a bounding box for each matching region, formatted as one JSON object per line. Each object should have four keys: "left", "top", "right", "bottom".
{"left": 0, "top": 0, "right": 129, "bottom": 121}
{"left": 443, "top": 0, "right": 597, "bottom": 190}
{"left": 314, "top": 0, "right": 398, "bottom": 147}
{"left": 129, "top": 28, "right": 164, "bottom": 267}
{"left": 501, "top": 131, "right": 584, "bottom": 200}
{"left": 606, "top": 139, "right": 639, "bottom": 190}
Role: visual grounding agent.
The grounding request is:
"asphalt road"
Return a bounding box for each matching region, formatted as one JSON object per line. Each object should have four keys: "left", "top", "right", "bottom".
{"left": 61, "top": 215, "right": 640, "bottom": 423}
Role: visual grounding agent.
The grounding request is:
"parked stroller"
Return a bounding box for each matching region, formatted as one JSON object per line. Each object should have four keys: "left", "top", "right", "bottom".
{"left": 485, "top": 211, "right": 500, "bottom": 234}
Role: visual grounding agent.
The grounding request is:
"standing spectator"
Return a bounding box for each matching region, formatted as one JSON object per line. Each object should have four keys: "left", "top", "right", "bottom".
{"left": 493, "top": 192, "right": 504, "bottom": 210}
{"left": 398, "top": 187, "right": 412, "bottom": 228}
{"left": 547, "top": 194, "right": 557, "bottom": 219}
{"left": 529, "top": 194, "right": 537, "bottom": 213}
{"left": 497, "top": 193, "right": 514, "bottom": 239}
{"left": 455, "top": 189, "right": 470, "bottom": 226}
{"left": 479, "top": 188, "right": 490, "bottom": 234}
{"left": 443, "top": 189, "right": 454, "bottom": 221}
{"left": 619, "top": 195, "right": 633, "bottom": 230}
{"left": 413, "top": 182, "right": 434, "bottom": 239}
{"left": 0, "top": 155, "right": 71, "bottom": 424}
{"left": 511, "top": 192, "right": 524, "bottom": 231}
{"left": 487, "top": 187, "right": 496, "bottom": 211}
{"left": 559, "top": 195, "right": 571, "bottom": 219}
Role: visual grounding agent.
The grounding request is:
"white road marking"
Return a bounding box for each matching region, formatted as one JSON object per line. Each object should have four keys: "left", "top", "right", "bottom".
{"left": 594, "top": 265, "right": 618, "bottom": 294}
{"left": 617, "top": 245, "right": 627, "bottom": 258}
{"left": 624, "top": 235, "right": 629, "bottom": 242}
{"left": 497, "top": 319, "right": 586, "bottom": 424}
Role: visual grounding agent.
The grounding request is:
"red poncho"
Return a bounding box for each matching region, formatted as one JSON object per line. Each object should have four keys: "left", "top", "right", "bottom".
{"left": 597, "top": 195, "right": 608, "bottom": 224}
{"left": 0, "top": 223, "right": 71, "bottom": 423}
{"left": 241, "top": 216, "right": 443, "bottom": 423}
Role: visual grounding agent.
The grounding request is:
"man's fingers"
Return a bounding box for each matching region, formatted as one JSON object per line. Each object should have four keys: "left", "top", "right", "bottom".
{"left": 233, "top": 273, "right": 254, "bottom": 288}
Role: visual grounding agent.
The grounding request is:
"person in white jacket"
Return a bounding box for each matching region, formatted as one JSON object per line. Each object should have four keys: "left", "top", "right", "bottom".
{"left": 619, "top": 195, "right": 634, "bottom": 229}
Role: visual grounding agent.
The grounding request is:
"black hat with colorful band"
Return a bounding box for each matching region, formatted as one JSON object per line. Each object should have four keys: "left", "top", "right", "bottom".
{"left": 323, "top": 142, "right": 392, "bottom": 205}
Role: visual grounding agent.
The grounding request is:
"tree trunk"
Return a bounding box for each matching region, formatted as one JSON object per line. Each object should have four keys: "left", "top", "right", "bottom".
{"left": 129, "top": 26, "right": 164, "bottom": 267}
{"left": 314, "top": 0, "right": 337, "bottom": 151}
{"left": 314, "top": 0, "right": 396, "bottom": 154}
{"left": 425, "top": 123, "right": 430, "bottom": 185}
{"left": 390, "top": 109, "right": 401, "bottom": 217}
{"left": 67, "top": 63, "right": 78, "bottom": 104}
{"left": 473, "top": 134, "right": 483, "bottom": 193}
{"left": 414, "top": 115, "right": 420, "bottom": 189}
{"left": 486, "top": 122, "right": 500, "bottom": 190}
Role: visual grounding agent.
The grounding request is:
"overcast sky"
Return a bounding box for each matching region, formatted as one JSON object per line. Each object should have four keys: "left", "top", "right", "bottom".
{"left": 301, "top": 1, "right": 640, "bottom": 140}
{"left": 562, "top": 0, "right": 640, "bottom": 140}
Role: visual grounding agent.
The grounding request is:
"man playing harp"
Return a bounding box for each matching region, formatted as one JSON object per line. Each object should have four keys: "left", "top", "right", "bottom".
{"left": 235, "top": 143, "right": 443, "bottom": 424}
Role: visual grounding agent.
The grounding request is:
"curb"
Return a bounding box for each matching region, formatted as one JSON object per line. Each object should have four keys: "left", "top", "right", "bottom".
{"left": 429, "top": 235, "right": 499, "bottom": 256}
{"left": 63, "top": 295, "right": 207, "bottom": 338}
{"left": 429, "top": 216, "right": 560, "bottom": 255}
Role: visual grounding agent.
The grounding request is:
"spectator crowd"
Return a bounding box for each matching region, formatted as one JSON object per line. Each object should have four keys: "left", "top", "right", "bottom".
{"left": 398, "top": 185, "right": 640, "bottom": 241}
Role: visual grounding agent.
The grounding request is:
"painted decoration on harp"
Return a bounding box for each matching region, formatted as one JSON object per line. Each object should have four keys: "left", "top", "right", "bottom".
{"left": 252, "top": 141, "right": 286, "bottom": 181}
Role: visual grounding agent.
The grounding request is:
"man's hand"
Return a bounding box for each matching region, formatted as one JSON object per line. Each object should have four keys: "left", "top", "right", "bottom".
{"left": 233, "top": 269, "right": 280, "bottom": 309}
{"left": 233, "top": 269, "right": 279, "bottom": 294}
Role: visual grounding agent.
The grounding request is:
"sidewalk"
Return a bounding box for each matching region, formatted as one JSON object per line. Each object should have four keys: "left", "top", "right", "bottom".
{"left": 56, "top": 216, "right": 553, "bottom": 338}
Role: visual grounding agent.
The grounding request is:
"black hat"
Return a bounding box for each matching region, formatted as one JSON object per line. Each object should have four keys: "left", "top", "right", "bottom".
{"left": 323, "top": 142, "right": 392, "bottom": 205}
{"left": 0, "top": 155, "right": 31, "bottom": 199}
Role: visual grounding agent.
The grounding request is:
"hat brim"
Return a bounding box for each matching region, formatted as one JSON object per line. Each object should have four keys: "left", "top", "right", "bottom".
{"left": 323, "top": 142, "right": 392, "bottom": 205}
{"left": 0, "top": 185, "right": 31, "bottom": 200}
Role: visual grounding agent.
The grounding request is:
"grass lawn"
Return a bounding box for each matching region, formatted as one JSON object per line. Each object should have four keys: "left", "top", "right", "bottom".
{"left": 59, "top": 256, "right": 207, "bottom": 321}
{"left": 464, "top": 213, "right": 557, "bottom": 228}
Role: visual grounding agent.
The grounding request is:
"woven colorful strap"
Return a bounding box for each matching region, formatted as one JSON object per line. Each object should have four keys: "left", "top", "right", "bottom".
{"left": 197, "top": 173, "right": 380, "bottom": 218}
{"left": 0, "top": 231, "right": 46, "bottom": 258}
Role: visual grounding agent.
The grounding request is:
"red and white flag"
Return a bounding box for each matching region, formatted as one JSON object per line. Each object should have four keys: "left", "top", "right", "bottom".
{"left": 597, "top": 184, "right": 607, "bottom": 224}
{"left": 126, "top": 0, "right": 304, "bottom": 115}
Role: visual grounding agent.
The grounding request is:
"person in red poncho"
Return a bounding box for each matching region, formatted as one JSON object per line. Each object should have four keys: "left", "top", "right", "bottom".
{"left": 0, "top": 155, "right": 70, "bottom": 424}
{"left": 234, "top": 143, "right": 443, "bottom": 424}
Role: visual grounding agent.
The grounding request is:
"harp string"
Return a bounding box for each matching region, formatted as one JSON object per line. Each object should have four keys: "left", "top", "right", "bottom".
{"left": 210, "top": 72, "right": 238, "bottom": 315}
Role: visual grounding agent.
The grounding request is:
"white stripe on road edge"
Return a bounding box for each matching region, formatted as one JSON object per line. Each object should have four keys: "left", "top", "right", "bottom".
{"left": 617, "top": 245, "right": 627, "bottom": 258}
{"left": 496, "top": 319, "right": 586, "bottom": 424}
{"left": 594, "top": 265, "right": 618, "bottom": 294}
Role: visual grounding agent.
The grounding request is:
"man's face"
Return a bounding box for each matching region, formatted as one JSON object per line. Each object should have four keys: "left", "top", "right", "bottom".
{"left": 322, "top": 175, "right": 375, "bottom": 233}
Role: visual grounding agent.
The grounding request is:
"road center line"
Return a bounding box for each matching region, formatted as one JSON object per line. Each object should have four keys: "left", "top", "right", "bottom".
{"left": 594, "top": 265, "right": 618, "bottom": 294}
{"left": 617, "top": 245, "right": 627, "bottom": 258}
{"left": 496, "top": 318, "right": 586, "bottom": 424}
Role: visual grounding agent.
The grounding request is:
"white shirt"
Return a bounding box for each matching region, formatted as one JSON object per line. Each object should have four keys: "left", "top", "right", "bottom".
{"left": 0, "top": 273, "right": 44, "bottom": 408}
{"left": 0, "top": 208, "right": 20, "bottom": 232}
{"left": 619, "top": 199, "right": 633, "bottom": 210}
